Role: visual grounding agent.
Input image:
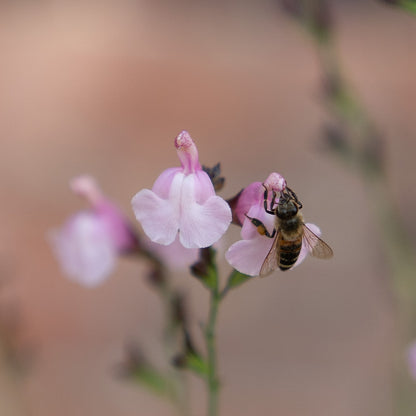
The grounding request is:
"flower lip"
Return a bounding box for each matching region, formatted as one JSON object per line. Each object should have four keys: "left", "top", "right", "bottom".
{"left": 175, "top": 130, "right": 201, "bottom": 175}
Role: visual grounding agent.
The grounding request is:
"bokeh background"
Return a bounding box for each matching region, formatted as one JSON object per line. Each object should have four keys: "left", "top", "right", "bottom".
{"left": 1, "top": 1, "right": 416, "bottom": 415}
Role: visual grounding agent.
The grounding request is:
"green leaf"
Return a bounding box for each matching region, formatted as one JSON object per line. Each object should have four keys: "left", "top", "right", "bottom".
{"left": 186, "top": 353, "right": 209, "bottom": 377}
{"left": 190, "top": 247, "right": 218, "bottom": 291}
{"left": 227, "top": 270, "right": 252, "bottom": 290}
{"left": 400, "top": 0, "right": 416, "bottom": 13}
{"left": 200, "top": 266, "right": 218, "bottom": 290}
{"left": 132, "top": 365, "right": 173, "bottom": 397}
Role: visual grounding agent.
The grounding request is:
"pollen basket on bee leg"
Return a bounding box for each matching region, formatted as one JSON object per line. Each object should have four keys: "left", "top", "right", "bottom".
{"left": 245, "top": 215, "right": 275, "bottom": 237}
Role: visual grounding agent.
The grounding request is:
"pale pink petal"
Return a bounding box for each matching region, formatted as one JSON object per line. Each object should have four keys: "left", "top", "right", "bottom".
{"left": 234, "top": 182, "right": 263, "bottom": 225}
{"left": 50, "top": 212, "right": 116, "bottom": 287}
{"left": 96, "top": 201, "right": 137, "bottom": 252}
{"left": 152, "top": 167, "right": 182, "bottom": 198}
{"left": 131, "top": 178, "right": 181, "bottom": 245}
{"left": 292, "top": 223, "right": 321, "bottom": 268}
{"left": 193, "top": 170, "right": 216, "bottom": 202}
{"left": 234, "top": 176, "right": 284, "bottom": 227}
{"left": 178, "top": 174, "right": 231, "bottom": 248}
{"left": 225, "top": 234, "right": 274, "bottom": 276}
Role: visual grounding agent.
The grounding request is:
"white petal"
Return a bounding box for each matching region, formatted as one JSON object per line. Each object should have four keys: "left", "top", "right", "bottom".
{"left": 178, "top": 175, "right": 231, "bottom": 248}
{"left": 131, "top": 174, "right": 183, "bottom": 245}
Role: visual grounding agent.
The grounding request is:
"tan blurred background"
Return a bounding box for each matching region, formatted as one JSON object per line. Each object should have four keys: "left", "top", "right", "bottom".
{"left": 1, "top": 1, "right": 416, "bottom": 415}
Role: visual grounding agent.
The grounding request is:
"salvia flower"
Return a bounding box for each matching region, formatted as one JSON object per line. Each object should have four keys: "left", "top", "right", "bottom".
{"left": 225, "top": 172, "right": 321, "bottom": 276}
{"left": 131, "top": 131, "right": 232, "bottom": 249}
{"left": 50, "top": 175, "right": 137, "bottom": 287}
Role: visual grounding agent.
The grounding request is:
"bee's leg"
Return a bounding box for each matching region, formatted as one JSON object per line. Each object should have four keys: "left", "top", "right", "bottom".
{"left": 245, "top": 214, "right": 276, "bottom": 238}
{"left": 287, "top": 187, "right": 302, "bottom": 209}
{"left": 262, "top": 185, "right": 276, "bottom": 214}
{"left": 270, "top": 190, "right": 278, "bottom": 210}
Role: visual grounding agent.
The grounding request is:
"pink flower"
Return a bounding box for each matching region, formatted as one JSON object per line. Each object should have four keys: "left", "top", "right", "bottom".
{"left": 50, "top": 176, "right": 137, "bottom": 287}
{"left": 225, "top": 173, "right": 320, "bottom": 276}
{"left": 131, "top": 131, "right": 232, "bottom": 249}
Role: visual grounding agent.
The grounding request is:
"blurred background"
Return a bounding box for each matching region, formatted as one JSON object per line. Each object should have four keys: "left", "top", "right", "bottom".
{"left": 1, "top": 0, "right": 416, "bottom": 415}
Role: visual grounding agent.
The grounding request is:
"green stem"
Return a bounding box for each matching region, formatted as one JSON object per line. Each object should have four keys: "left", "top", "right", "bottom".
{"left": 205, "top": 279, "right": 220, "bottom": 416}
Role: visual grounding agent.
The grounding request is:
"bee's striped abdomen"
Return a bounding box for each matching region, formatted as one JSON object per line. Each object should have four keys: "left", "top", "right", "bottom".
{"left": 278, "top": 237, "right": 302, "bottom": 271}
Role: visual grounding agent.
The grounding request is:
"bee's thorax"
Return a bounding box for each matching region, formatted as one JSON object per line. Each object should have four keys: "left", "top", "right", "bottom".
{"left": 277, "top": 212, "right": 303, "bottom": 240}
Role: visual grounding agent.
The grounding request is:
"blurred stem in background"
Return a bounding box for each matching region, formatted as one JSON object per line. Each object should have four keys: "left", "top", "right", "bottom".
{"left": 148, "top": 266, "right": 190, "bottom": 416}
{"left": 121, "top": 246, "right": 190, "bottom": 416}
{"left": 205, "top": 269, "right": 220, "bottom": 416}
{"left": 378, "top": 0, "right": 416, "bottom": 15}
{"left": 0, "top": 294, "right": 27, "bottom": 416}
{"left": 0, "top": 351, "right": 25, "bottom": 416}
{"left": 280, "top": 0, "right": 416, "bottom": 414}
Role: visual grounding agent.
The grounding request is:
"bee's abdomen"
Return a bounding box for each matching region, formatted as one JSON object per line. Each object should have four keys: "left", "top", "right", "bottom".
{"left": 278, "top": 238, "right": 302, "bottom": 271}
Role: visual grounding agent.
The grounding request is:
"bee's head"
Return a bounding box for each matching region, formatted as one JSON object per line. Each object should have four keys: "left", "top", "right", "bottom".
{"left": 276, "top": 188, "right": 300, "bottom": 219}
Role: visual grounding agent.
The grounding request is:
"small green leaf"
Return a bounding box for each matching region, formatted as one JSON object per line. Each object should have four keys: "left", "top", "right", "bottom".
{"left": 132, "top": 365, "right": 172, "bottom": 397}
{"left": 227, "top": 270, "right": 252, "bottom": 290}
{"left": 400, "top": 0, "right": 416, "bottom": 13}
{"left": 200, "top": 266, "right": 218, "bottom": 290}
{"left": 186, "top": 353, "right": 209, "bottom": 377}
{"left": 172, "top": 351, "right": 209, "bottom": 378}
{"left": 380, "top": 0, "right": 416, "bottom": 14}
{"left": 190, "top": 247, "right": 218, "bottom": 290}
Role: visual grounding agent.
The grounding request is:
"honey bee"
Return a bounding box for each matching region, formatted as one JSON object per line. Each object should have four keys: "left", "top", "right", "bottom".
{"left": 246, "top": 185, "right": 333, "bottom": 276}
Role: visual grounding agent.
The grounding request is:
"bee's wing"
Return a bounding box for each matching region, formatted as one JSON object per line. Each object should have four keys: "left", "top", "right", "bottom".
{"left": 302, "top": 224, "right": 333, "bottom": 259}
{"left": 259, "top": 231, "right": 281, "bottom": 277}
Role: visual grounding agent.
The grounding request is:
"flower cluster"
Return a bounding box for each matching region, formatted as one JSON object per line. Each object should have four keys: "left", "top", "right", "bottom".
{"left": 51, "top": 131, "right": 329, "bottom": 286}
